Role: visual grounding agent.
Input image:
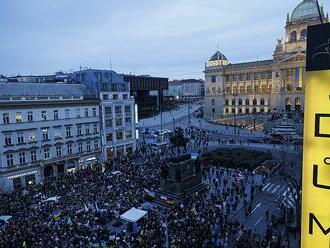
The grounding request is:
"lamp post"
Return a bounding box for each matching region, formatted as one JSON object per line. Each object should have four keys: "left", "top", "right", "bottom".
{"left": 233, "top": 93, "right": 238, "bottom": 134}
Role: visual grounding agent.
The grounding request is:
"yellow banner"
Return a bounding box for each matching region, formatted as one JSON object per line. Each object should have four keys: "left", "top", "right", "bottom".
{"left": 301, "top": 70, "right": 330, "bottom": 247}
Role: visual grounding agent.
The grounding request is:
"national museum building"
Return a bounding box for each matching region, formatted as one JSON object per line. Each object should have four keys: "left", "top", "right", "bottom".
{"left": 204, "top": 0, "right": 328, "bottom": 121}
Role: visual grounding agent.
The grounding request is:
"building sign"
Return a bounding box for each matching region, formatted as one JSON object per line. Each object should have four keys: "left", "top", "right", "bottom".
{"left": 301, "top": 23, "right": 330, "bottom": 248}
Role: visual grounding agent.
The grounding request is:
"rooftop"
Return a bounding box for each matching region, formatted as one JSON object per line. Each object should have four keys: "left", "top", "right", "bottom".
{"left": 0, "top": 82, "right": 96, "bottom": 100}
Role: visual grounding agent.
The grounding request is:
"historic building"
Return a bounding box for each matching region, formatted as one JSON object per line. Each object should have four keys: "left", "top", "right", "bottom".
{"left": 72, "top": 69, "right": 137, "bottom": 161}
{"left": 0, "top": 83, "right": 101, "bottom": 191}
{"left": 204, "top": 0, "right": 329, "bottom": 121}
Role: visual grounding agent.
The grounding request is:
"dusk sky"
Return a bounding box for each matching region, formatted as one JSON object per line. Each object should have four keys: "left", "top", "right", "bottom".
{"left": 0, "top": 0, "right": 324, "bottom": 79}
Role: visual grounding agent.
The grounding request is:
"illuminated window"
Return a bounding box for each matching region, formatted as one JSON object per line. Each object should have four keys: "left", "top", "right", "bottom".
{"left": 16, "top": 112, "right": 22, "bottom": 123}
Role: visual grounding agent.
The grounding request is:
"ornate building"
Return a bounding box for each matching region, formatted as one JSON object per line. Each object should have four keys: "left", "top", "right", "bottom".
{"left": 204, "top": 0, "right": 329, "bottom": 121}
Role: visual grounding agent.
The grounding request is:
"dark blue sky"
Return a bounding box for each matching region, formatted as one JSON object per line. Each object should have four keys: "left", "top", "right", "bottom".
{"left": 0, "top": 0, "right": 326, "bottom": 79}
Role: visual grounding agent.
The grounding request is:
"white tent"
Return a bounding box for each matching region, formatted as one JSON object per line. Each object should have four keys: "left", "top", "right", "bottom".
{"left": 42, "top": 196, "right": 60, "bottom": 203}
{"left": 120, "top": 207, "right": 147, "bottom": 223}
{"left": 0, "top": 215, "right": 12, "bottom": 223}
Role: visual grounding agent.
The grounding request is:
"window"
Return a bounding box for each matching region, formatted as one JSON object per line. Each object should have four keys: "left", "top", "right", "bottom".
{"left": 260, "top": 98, "right": 265, "bottom": 106}
{"left": 94, "top": 140, "right": 98, "bottom": 150}
{"left": 41, "top": 111, "right": 47, "bottom": 120}
{"left": 19, "top": 152, "right": 26, "bottom": 164}
{"left": 125, "top": 106, "right": 131, "bottom": 114}
{"left": 17, "top": 132, "right": 24, "bottom": 144}
{"left": 65, "top": 109, "right": 70, "bottom": 119}
{"left": 103, "top": 94, "right": 109, "bottom": 100}
{"left": 123, "top": 94, "right": 128, "bottom": 99}
{"left": 67, "top": 144, "right": 73, "bottom": 155}
{"left": 76, "top": 108, "right": 81, "bottom": 118}
{"left": 92, "top": 108, "right": 97, "bottom": 117}
{"left": 78, "top": 142, "right": 83, "bottom": 153}
{"left": 54, "top": 128, "right": 61, "bottom": 139}
{"left": 116, "top": 131, "right": 123, "bottom": 140}
{"left": 231, "top": 99, "right": 236, "bottom": 106}
{"left": 56, "top": 146, "right": 62, "bottom": 157}
{"left": 29, "top": 131, "right": 36, "bottom": 142}
{"left": 239, "top": 74, "right": 244, "bottom": 81}
{"left": 16, "top": 112, "right": 22, "bottom": 123}
{"left": 105, "top": 119, "right": 112, "bottom": 128}
{"left": 225, "top": 99, "right": 229, "bottom": 106}
{"left": 115, "top": 118, "right": 122, "bottom": 126}
{"left": 77, "top": 125, "right": 82, "bottom": 136}
{"left": 246, "top": 73, "right": 251, "bottom": 80}
{"left": 86, "top": 141, "right": 91, "bottom": 151}
{"left": 42, "top": 129, "right": 49, "bottom": 140}
{"left": 261, "top": 71, "right": 267, "bottom": 80}
{"left": 113, "top": 94, "right": 118, "bottom": 100}
{"left": 300, "top": 29, "right": 307, "bottom": 40}
{"left": 85, "top": 125, "right": 90, "bottom": 134}
{"left": 5, "top": 134, "right": 12, "bottom": 146}
{"left": 30, "top": 150, "right": 37, "bottom": 162}
{"left": 105, "top": 107, "right": 112, "bottom": 116}
{"left": 93, "top": 123, "right": 98, "bottom": 134}
{"left": 290, "top": 31, "right": 297, "bottom": 42}
{"left": 115, "top": 106, "right": 121, "bottom": 114}
{"left": 253, "top": 99, "right": 257, "bottom": 105}
{"left": 66, "top": 127, "right": 72, "bottom": 137}
{"left": 126, "top": 130, "right": 132, "bottom": 139}
{"left": 3, "top": 113, "right": 9, "bottom": 124}
{"left": 54, "top": 110, "right": 59, "bottom": 120}
{"left": 84, "top": 108, "right": 89, "bottom": 117}
{"left": 7, "top": 154, "right": 14, "bottom": 167}
{"left": 211, "top": 76, "right": 216, "bottom": 83}
{"left": 106, "top": 133, "right": 113, "bottom": 142}
{"left": 44, "top": 148, "right": 50, "bottom": 159}
{"left": 28, "top": 111, "right": 33, "bottom": 122}
{"left": 245, "top": 99, "right": 250, "bottom": 106}
{"left": 253, "top": 72, "right": 259, "bottom": 81}
{"left": 211, "top": 99, "right": 215, "bottom": 106}
{"left": 238, "top": 99, "right": 243, "bottom": 105}
{"left": 125, "top": 117, "right": 131, "bottom": 125}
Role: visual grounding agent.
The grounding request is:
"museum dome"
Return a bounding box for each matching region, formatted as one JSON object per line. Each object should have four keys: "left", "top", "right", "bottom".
{"left": 207, "top": 50, "right": 229, "bottom": 67}
{"left": 291, "top": 0, "right": 320, "bottom": 22}
{"left": 209, "top": 51, "right": 227, "bottom": 62}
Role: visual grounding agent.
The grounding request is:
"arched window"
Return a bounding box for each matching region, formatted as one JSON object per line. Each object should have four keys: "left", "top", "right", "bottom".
{"left": 238, "top": 98, "right": 243, "bottom": 105}
{"left": 253, "top": 99, "right": 257, "bottom": 105}
{"left": 300, "top": 29, "right": 307, "bottom": 40}
{"left": 260, "top": 98, "right": 265, "bottom": 106}
{"left": 225, "top": 99, "right": 229, "bottom": 105}
{"left": 232, "top": 99, "right": 236, "bottom": 106}
{"left": 290, "top": 31, "right": 297, "bottom": 42}
{"left": 245, "top": 98, "right": 250, "bottom": 106}
{"left": 211, "top": 87, "right": 216, "bottom": 95}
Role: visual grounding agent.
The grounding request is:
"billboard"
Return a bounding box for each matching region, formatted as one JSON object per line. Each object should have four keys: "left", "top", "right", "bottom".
{"left": 301, "top": 22, "right": 330, "bottom": 247}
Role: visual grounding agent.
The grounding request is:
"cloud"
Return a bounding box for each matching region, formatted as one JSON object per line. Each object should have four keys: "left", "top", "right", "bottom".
{"left": 0, "top": 0, "right": 325, "bottom": 79}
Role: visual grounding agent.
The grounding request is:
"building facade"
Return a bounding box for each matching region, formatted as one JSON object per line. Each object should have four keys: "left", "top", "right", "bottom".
{"left": 166, "top": 79, "right": 205, "bottom": 102}
{"left": 123, "top": 75, "right": 169, "bottom": 117}
{"left": 204, "top": 0, "right": 329, "bottom": 121}
{"left": 72, "top": 69, "right": 137, "bottom": 161}
{"left": 0, "top": 83, "right": 101, "bottom": 192}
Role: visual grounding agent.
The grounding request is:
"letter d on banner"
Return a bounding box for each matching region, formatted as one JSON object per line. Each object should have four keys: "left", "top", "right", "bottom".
{"left": 302, "top": 22, "right": 330, "bottom": 248}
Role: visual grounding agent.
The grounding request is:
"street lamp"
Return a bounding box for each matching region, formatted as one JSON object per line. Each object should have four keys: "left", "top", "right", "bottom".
{"left": 233, "top": 93, "right": 238, "bottom": 134}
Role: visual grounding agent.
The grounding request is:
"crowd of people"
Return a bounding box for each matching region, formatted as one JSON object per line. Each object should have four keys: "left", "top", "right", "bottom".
{"left": 0, "top": 129, "right": 289, "bottom": 247}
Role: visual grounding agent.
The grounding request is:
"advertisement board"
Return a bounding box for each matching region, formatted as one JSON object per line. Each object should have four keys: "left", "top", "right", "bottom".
{"left": 301, "top": 22, "right": 330, "bottom": 247}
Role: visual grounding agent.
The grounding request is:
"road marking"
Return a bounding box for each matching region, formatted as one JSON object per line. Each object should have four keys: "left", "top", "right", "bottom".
{"left": 265, "top": 184, "right": 275, "bottom": 192}
{"left": 282, "top": 188, "right": 289, "bottom": 197}
{"left": 255, "top": 216, "right": 263, "bottom": 226}
{"left": 262, "top": 183, "right": 270, "bottom": 191}
{"left": 277, "top": 186, "right": 287, "bottom": 196}
{"left": 271, "top": 185, "right": 281, "bottom": 194}
{"left": 251, "top": 203, "right": 262, "bottom": 215}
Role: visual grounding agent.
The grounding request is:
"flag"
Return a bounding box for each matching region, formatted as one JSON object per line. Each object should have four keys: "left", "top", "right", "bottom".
{"left": 67, "top": 216, "right": 73, "bottom": 225}
{"left": 52, "top": 210, "right": 61, "bottom": 221}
